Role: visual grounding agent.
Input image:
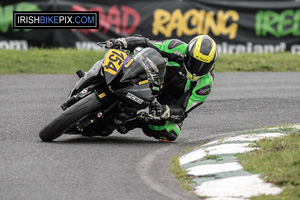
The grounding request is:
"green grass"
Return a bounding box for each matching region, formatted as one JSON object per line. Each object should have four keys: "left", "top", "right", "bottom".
{"left": 203, "top": 154, "right": 222, "bottom": 161}
{"left": 238, "top": 132, "right": 300, "bottom": 200}
{"left": 0, "top": 48, "right": 105, "bottom": 74}
{"left": 170, "top": 156, "right": 194, "bottom": 191}
{"left": 0, "top": 48, "right": 300, "bottom": 74}
{"left": 217, "top": 52, "right": 300, "bottom": 72}
{"left": 170, "top": 147, "right": 194, "bottom": 191}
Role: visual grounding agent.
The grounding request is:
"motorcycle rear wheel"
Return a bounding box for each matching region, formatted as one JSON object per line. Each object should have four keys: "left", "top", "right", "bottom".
{"left": 39, "top": 92, "right": 103, "bottom": 142}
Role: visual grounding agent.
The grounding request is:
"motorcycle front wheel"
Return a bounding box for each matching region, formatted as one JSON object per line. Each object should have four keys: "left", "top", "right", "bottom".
{"left": 39, "top": 92, "right": 103, "bottom": 142}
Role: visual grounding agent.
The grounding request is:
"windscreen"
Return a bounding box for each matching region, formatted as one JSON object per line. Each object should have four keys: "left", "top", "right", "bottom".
{"left": 133, "top": 48, "right": 166, "bottom": 85}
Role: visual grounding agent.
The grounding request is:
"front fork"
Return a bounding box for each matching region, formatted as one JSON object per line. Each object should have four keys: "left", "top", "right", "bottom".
{"left": 61, "top": 82, "right": 105, "bottom": 111}
{"left": 64, "top": 90, "right": 108, "bottom": 134}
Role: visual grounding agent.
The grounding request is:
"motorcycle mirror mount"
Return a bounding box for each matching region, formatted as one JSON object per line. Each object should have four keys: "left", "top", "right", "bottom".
{"left": 96, "top": 42, "right": 108, "bottom": 49}
{"left": 76, "top": 70, "right": 85, "bottom": 78}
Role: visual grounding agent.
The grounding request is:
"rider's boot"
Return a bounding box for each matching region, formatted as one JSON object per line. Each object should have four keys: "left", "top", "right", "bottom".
{"left": 117, "top": 119, "right": 141, "bottom": 134}
{"left": 142, "top": 121, "right": 181, "bottom": 142}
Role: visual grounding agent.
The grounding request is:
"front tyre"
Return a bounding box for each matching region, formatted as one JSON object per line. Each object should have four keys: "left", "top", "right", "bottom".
{"left": 39, "top": 92, "right": 102, "bottom": 142}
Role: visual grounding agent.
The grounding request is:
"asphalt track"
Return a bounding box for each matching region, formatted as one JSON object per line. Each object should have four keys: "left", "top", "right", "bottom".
{"left": 0, "top": 72, "right": 299, "bottom": 200}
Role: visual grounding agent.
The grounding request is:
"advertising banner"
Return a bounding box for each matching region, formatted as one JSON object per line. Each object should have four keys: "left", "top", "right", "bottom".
{"left": 1, "top": 0, "right": 300, "bottom": 54}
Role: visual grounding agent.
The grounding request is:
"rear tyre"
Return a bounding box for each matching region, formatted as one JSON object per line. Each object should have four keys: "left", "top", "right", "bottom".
{"left": 39, "top": 93, "right": 102, "bottom": 142}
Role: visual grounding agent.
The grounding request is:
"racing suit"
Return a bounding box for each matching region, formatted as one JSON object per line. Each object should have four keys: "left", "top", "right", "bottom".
{"left": 116, "top": 36, "right": 215, "bottom": 141}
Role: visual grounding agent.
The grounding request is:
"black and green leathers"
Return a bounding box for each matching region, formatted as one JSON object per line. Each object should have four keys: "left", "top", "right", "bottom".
{"left": 121, "top": 36, "right": 215, "bottom": 141}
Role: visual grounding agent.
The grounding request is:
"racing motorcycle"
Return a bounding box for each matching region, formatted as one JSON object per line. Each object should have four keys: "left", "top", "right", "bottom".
{"left": 39, "top": 45, "right": 166, "bottom": 142}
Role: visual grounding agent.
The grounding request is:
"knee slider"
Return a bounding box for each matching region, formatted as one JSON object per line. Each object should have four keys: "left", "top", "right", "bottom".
{"left": 161, "top": 130, "right": 178, "bottom": 141}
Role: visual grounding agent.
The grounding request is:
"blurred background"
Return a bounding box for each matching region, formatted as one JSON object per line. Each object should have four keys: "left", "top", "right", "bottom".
{"left": 1, "top": 0, "right": 300, "bottom": 54}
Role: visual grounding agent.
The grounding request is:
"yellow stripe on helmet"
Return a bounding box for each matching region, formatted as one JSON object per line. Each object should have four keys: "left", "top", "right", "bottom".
{"left": 192, "top": 35, "right": 216, "bottom": 63}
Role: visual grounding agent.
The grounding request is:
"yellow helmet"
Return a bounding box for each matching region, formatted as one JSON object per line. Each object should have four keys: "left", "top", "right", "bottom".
{"left": 184, "top": 35, "right": 217, "bottom": 81}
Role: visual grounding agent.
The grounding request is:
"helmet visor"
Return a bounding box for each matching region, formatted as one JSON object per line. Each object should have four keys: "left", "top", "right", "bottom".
{"left": 184, "top": 54, "right": 214, "bottom": 77}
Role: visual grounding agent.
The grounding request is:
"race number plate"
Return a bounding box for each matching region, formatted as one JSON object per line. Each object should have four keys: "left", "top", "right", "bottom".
{"left": 103, "top": 49, "right": 127, "bottom": 75}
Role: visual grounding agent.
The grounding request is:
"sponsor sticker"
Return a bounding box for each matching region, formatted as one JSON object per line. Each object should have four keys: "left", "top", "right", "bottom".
{"left": 126, "top": 92, "right": 143, "bottom": 104}
{"left": 13, "top": 11, "right": 99, "bottom": 29}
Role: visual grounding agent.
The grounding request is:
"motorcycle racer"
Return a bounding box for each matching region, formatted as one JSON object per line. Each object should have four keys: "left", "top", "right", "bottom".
{"left": 106, "top": 35, "right": 217, "bottom": 142}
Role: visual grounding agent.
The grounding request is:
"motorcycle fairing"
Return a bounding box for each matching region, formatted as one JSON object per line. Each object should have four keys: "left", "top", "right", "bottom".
{"left": 103, "top": 49, "right": 127, "bottom": 86}
{"left": 113, "top": 83, "right": 152, "bottom": 109}
{"left": 120, "top": 59, "right": 147, "bottom": 84}
{"left": 68, "top": 60, "right": 103, "bottom": 98}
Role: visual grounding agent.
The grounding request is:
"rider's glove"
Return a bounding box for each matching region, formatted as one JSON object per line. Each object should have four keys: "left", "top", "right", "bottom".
{"left": 150, "top": 99, "right": 170, "bottom": 119}
{"left": 106, "top": 38, "right": 127, "bottom": 49}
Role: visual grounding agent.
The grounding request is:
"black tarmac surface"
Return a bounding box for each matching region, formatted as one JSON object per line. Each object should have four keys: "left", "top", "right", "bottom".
{"left": 0, "top": 72, "right": 299, "bottom": 200}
